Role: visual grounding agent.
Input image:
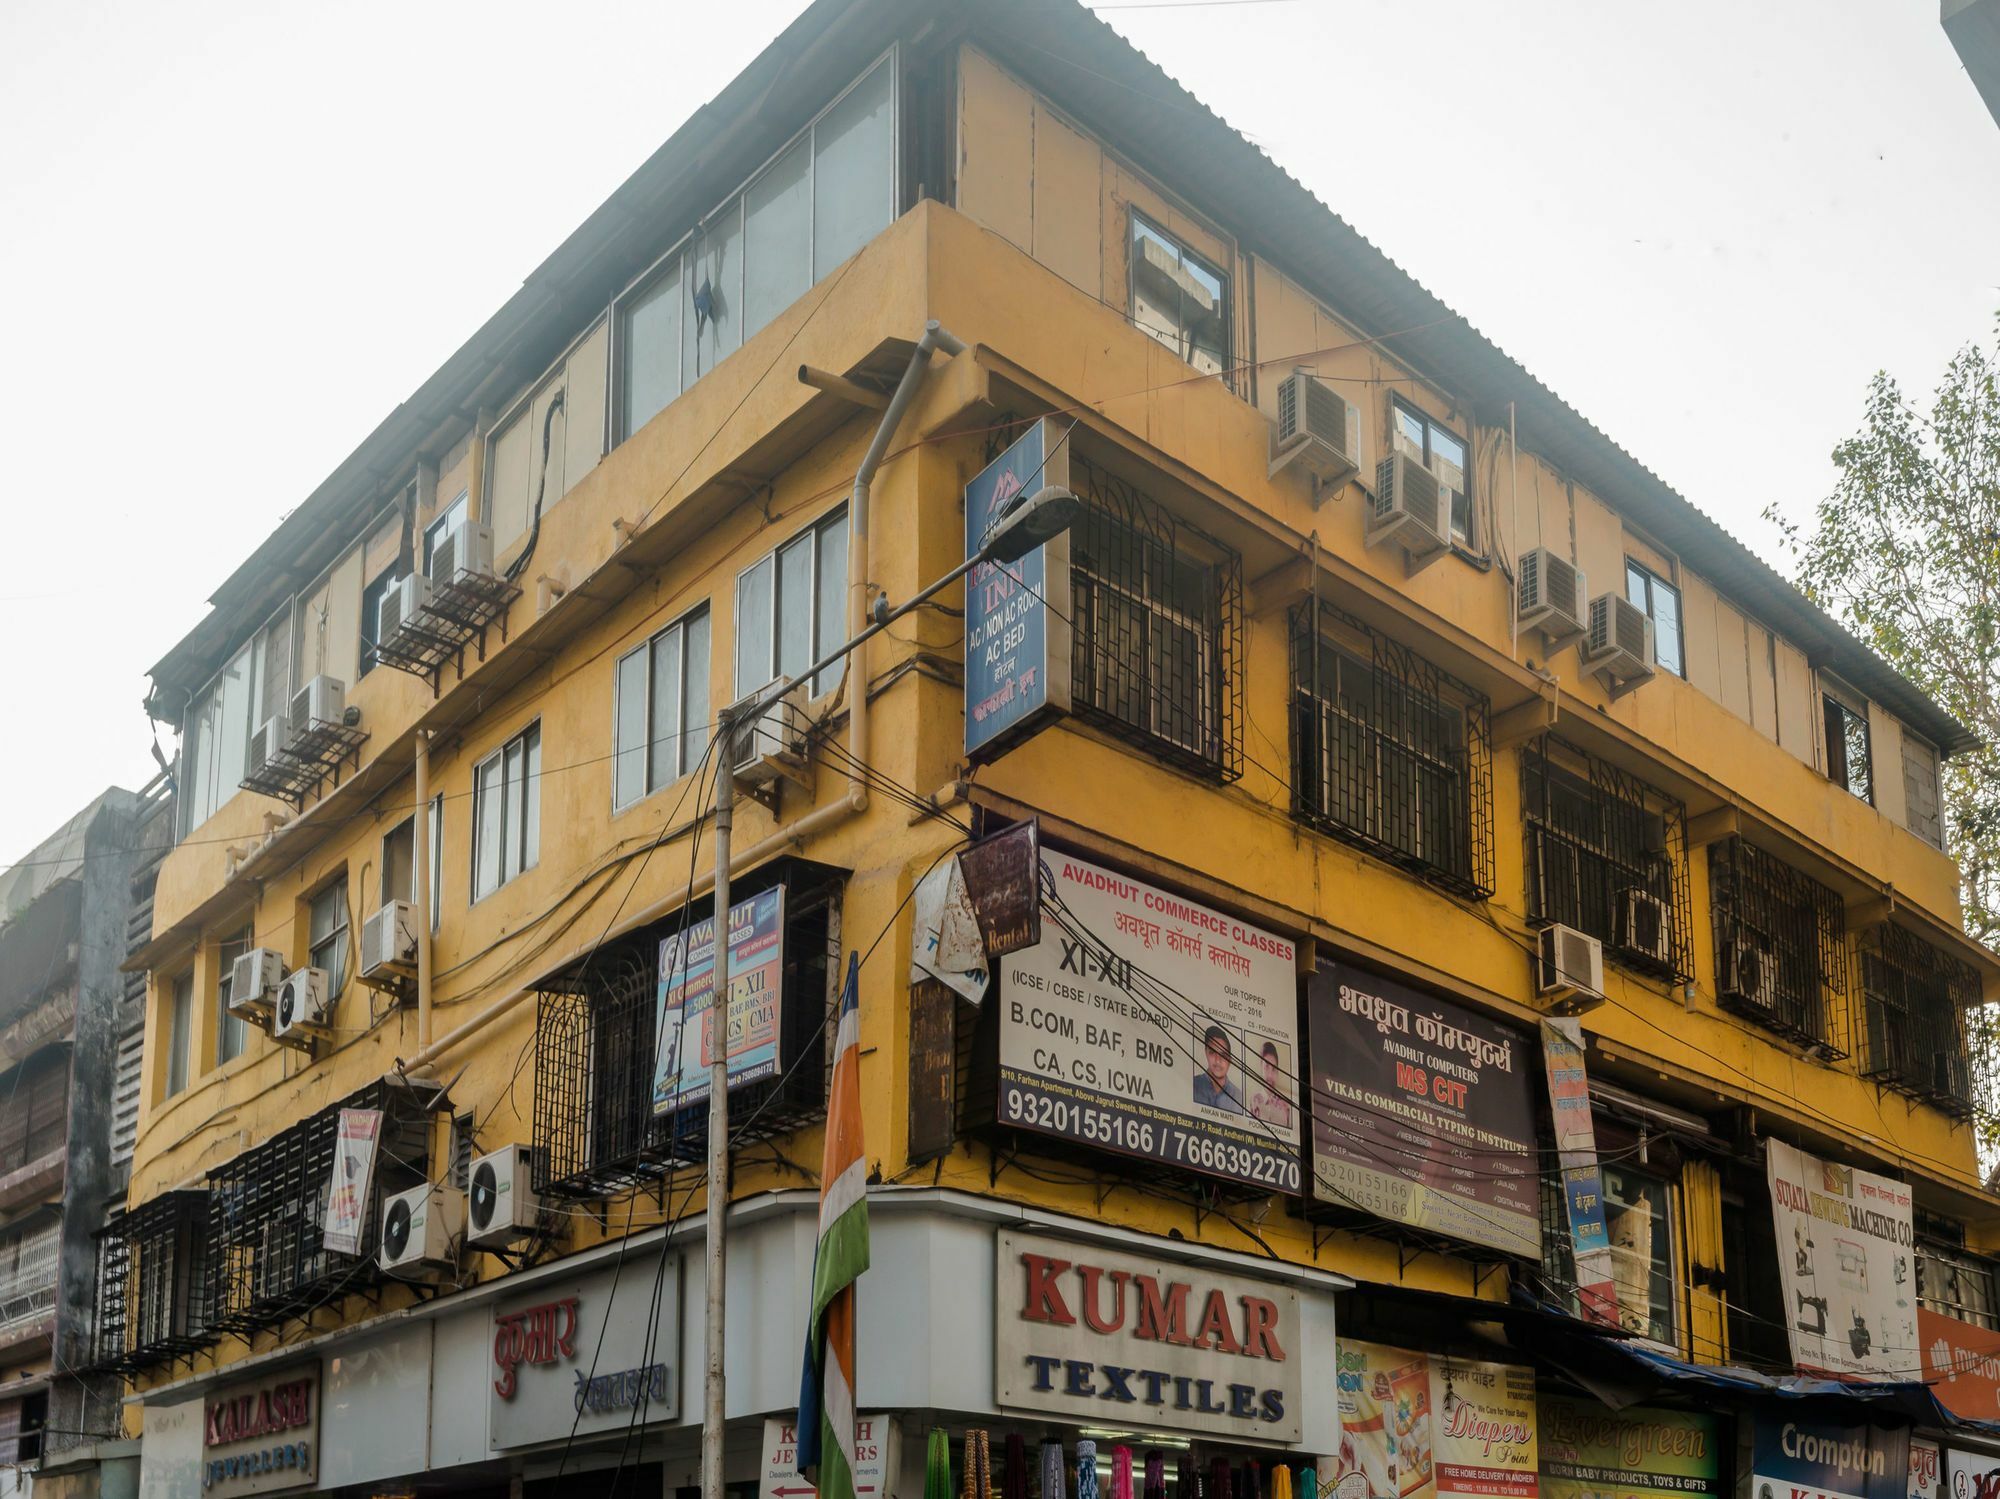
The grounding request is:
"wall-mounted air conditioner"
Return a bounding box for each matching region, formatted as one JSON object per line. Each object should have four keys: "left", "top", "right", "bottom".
{"left": 1367, "top": 454, "right": 1451, "bottom": 563}
{"left": 270, "top": 967, "right": 330, "bottom": 1048}
{"left": 466, "top": 1144, "right": 540, "bottom": 1249}
{"left": 378, "top": 574, "right": 433, "bottom": 645}
{"left": 379, "top": 1182, "right": 464, "bottom": 1278}
{"left": 359, "top": 901, "right": 417, "bottom": 981}
{"left": 1720, "top": 937, "right": 1773, "bottom": 1011}
{"left": 1536, "top": 923, "right": 1605, "bottom": 1014}
{"left": 228, "top": 948, "right": 287, "bottom": 1020}
{"left": 431, "top": 523, "right": 495, "bottom": 584}
{"left": 1269, "top": 370, "right": 1361, "bottom": 498}
{"left": 1517, "top": 548, "right": 1587, "bottom": 648}
{"left": 733, "top": 684, "right": 814, "bottom": 785}
{"left": 1581, "top": 594, "right": 1656, "bottom": 696}
{"left": 246, "top": 717, "right": 286, "bottom": 780}
{"left": 1614, "top": 888, "right": 1673, "bottom": 966}
{"left": 287, "top": 676, "right": 348, "bottom": 748}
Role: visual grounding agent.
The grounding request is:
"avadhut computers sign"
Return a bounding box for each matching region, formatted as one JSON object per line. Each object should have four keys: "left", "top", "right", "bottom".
{"left": 1766, "top": 1139, "right": 1916, "bottom": 1379}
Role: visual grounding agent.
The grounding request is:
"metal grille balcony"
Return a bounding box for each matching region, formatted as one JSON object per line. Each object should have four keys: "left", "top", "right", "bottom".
{"left": 1287, "top": 601, "right": 1493, "bottom": 897}
{"left": 1855, "top": 922, "right": 1979, "bottom": 1116}
{"left": 1523, "top": 736, "right": 1692, "bottom": 983}
{"left": 1707, "top": 837, "right": 1848, "bottom": 1054}
{"left": 90, "top": 1191, "right": 210, "bottom": 1373}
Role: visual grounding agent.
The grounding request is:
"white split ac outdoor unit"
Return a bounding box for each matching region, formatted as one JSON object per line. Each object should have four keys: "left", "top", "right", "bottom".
{"left": 270, "top": 967, "right": 331, "bottom": 1048}
{"left": 1720, "top": 937, "right": 1774, "bottom": 1011}
{"left": 287, "top": 676, "right": 348, "bottom": 748}
{"left": 1517, "top": 548, "right": 1587, "bottom": 646}
{"left": 379, "top": 1182, "right": 464, "bottom": 1278}
{"left": 229, "top": 948, "right": 287, "bottom": 1020}
{"left": 431, "top": 522, "right": 495, "bottom": 584}
{"left": 1582, "top": 594, "right": 1656, "bottom": 691}
{"left": 1615, "top": 888, "right": 1673, "bottom": 966}
{"left": 246, "top": 717, "right": 286, "bottom": 780}
{"left": 733, "top": 684, "right": 814, "bottom": 785}
{"left": 378, "top": 574, "right": 432, "bottom": 645}
{"left": 466, "top": 1144, "right": 540, "bottom": 1249}
{"left": 1269, "top": 371, "right": 1361, "bottom": 496}
{"left": 1536, "top": 923, "right": 1605, "bottom": 1014}
{"left": 359, "top": 901, "right": 417, "bottom": 981}
{"left": 1367, "top": 454, "right": 1452, "bottom": 560}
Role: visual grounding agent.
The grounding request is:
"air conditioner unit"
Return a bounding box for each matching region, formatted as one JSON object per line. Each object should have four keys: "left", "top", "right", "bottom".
{"left": 1536, "top": 923, "right": 1606, "bottom": 1014}
{"left": 270, "top": 967, "right": 331, "bottom": 1048}
{"left": 246, "top": 717, "right": 286, "bottom": 779}
{"left": 466, "top": 1145, "right": 540, "bottom": 1249}
{"left": 287, "top": 675, "right": 347, "bottom": 747}
{"left": 379, "top": 1182, "right": 464, "bottom": 1278}
{"left": 733, "top": 684, "right": 814, "bottom": 785}
{"left": 1517, "top": 548, "right": 1587, "bottom": 647}
{"left": 431, "top": 523, "right": 495, "bottom": 584}
{"left": 378, "top": 573, "right": 432, "bottom": 644}
{"left": 1615, "top": 888, "right": 1673, "bottom": 966}
{"left": 359, "top": 901, "right": 417, "bottom": 981}
{"left": 228, "top": 948, "right": 287, "bottom": 1020}
{"left": 1367, "top": 454, "right": 1451, "bottom": 561}
{"left": 1582, "top": 594, "right": 1656, "bottom": 692}
{"left": 1719, "top": 937, "right": 1773, "bottom": 1011}
{"left": 1269, "top": 371, "right": 1361, "bottom": 495}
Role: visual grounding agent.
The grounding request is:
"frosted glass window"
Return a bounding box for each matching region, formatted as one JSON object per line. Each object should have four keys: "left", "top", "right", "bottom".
{"left": 614, "top": 648, "right": 648, "bottom": 809}
{"left": 612, "top": 610, "right": 709, "bottom": 809}
{"left": 777, "top": 534, "right": 816, "bottom": 683}
{"left": 814, "top": 511, "right": 848, "bottom": 695}
{"left": 473, "top": 721, "right": 539, "bottom": 900}
{"left": 621, "top": 266, "right": 681, "bottom": 440}
{"left": 686, "top": 206, "right": 744, "bottom": 379}
{"left": 736, "top": 555, "right": 775, "bottom": 695}
{"left": 744, "top": 138, "right": 811, "bottom": 338}
{"left": 166, "top": 973, "right": 193, "bottom": 1099}
{"left": 735, "top": 510, "right": 849, "bottom": 698}
{"left": 812, "top": 61, "right": 894, "bottom": 277}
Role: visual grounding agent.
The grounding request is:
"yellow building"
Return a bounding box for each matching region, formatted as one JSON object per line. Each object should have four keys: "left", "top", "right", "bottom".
{"left": 105, "top": 3, "right": 2000, "bottom": 1496}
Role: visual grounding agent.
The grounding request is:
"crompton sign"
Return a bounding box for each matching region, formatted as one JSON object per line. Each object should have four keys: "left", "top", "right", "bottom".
{"left": 994, "top": 1229, "right": 1302, "bottom": 1442}
{"left": 200, "top": 1366, "right": 318, "bottom": 1496}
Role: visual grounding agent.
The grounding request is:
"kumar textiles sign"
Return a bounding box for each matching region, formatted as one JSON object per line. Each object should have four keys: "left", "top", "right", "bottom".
{"left": 993, "top": 1229, "right": 1302, "bottom": 1441}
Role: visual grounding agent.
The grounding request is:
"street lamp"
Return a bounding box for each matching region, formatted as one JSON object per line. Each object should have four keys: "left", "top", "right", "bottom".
{"left": 698, "top": 482, "right": 1081, "bottom": 1499}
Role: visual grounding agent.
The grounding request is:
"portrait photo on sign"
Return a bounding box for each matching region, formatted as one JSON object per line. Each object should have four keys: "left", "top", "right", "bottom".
{"left": 1246, "top": 1037, "right": 1295, "bottom": 1128}
{"left": 1192, "top": 1018, "right": 1247, "bottom": 1115}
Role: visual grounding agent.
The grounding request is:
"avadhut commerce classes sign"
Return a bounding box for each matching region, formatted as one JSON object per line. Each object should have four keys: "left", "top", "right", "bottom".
{"left": 1308, "top": 966, "right": 1540, "bottom": 1258}
{"left": 1751, "top": 1417, "right": 1908, "bottom": 1499}
{"left": 1766, "top": 1139, "right": 1916, "bottom": 1379}
{"left": 652, "top": 887, "right": 786, "bottom": 1113}
{"left": 996, "top": 851, "right": 1302, "bottom": 1193}
{"left": 1331, "top": 1340, "right": 1538, "bottom": 1499}
{"left": 1537, "top": 1396, "right": 1718, "bottom": 1499}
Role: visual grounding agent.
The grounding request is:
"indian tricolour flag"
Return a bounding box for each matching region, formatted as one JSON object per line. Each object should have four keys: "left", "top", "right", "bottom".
{"left": 797, "top": 953, "right": 867, "bottom": 1499}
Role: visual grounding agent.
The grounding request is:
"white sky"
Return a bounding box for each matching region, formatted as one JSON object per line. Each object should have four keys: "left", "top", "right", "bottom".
{"left": 2, "top": 0, "right": 1996, "bottom": 869}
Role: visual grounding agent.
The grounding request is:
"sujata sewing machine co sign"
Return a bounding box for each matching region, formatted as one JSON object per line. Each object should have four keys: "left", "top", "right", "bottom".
{"left": 993, "top": 1228, "right": 1303, "bottom": 1442}
{"left": 200, "top": 1365, "right": 318, "bottom": 1497}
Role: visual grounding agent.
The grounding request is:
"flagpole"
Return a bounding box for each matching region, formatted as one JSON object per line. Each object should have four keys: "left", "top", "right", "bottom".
{"left": 702, "top": 703, "right": 735, "bottom": 1499}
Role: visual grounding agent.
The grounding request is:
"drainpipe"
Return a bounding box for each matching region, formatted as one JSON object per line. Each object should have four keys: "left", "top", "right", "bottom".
{"left": 414, "top": 730, "right": 433, "bottom": 1053}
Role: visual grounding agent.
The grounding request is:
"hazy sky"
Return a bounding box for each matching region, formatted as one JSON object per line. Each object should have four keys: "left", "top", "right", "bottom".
{"left": 2, "top": 0, "right": 1996, "bottom": 868}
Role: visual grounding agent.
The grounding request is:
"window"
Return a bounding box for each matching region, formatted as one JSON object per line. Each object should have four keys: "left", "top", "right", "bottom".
{"left": 308, "top": 879, "right": 350, "bottom": 997}
{"left": 615, "top": 608, "right": 712, "bottom": 808}
{"left": 1624, "top": 560, "right": 1684, "bottom": 678}
{"left": 1856, "top": 921, "right": 1977, "bottom": 1114}
{"left": 1918, "top": 1228, "right": 1999, "bottom": 1330}
{"left": 616, "top": 57, "right": 894, "bottom": 442}
{"left": 1707, "top": 838, "right": 1846, "bottom": 1053}
{"left": 0, "top": 1053, "right": 68, "bottom": 1174}
{"left": 422, "top": 492, "right": 468, "bottom": 577}
{"left": 1823, "top": 683, "right": 1874, "bottom": 804}
{"left": 380, "top": 796, "right": 443, "bottom": 932}
{"left": 735, "top": 513, "right": 847, "bottom": 698}
{"left": 1603, "top": 1164, "right": 1677, "bottom": 1345}
{"left": 1390, "top": 398, "right": 1472, "bottom": 548}
{"left": 1903, "top": 733, "right": 1944, "bottom": 849}
{"left": 1289, "top": 603, "right": 1492, "bottom": 896}
{"left": 358, "top": 564, "right": 404, "bottom": 677}
{"left": 1129, "top": 213, "right": 1227, "bottom": 378}
{"left": 165, "top": 973, "right": 193, "bottom": 1099}
{"left": 178, "top": 607, "right": 291, "bottom": 836}
{"left": 473, "top": 724, "right": 541, "bottom": 901}
{"left": 214, "top": 924, "right": 252, "bottom": 1067}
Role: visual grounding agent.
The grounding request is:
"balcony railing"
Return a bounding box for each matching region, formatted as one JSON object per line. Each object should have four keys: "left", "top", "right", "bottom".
{"left": 1707, "top": 837, "right": 1849, "bottom": 1055}
{"left": 91, "top": 1191, "right": 211, "bottom": 1374}
{"left": 1855, "top": 922, "right": 1980, "bottom": 1116}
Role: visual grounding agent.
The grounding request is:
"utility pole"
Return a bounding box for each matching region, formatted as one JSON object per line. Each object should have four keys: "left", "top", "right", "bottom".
{"left": 700, "top": 702, "right": 736, "bottom": 1499}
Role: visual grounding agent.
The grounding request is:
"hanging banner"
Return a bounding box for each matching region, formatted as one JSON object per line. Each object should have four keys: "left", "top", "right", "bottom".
{"left": 1920, "top": 1308, "right": 2000, "bottom": 1423}
{"left": 964, "top": 418, "right": 1074, "bottom": 760}
{"left": 1308, "top": 966, "right": 1539, "bottom": 1258}
{"left": 1332, "top": 1341, "right": 1537, "bottom": 1499}
{"left": 1751, "top": 1417, "right": 1908, "bottom": 1499}
{"left": 1540, "top": 1021, "right": 1617, "bottom": 1326}
{"left": 1911, "top": 1441, "right": 1941, "bottom": 1499}
{"left": 322, "top": 1108, "right": 383, "bottom": 1257}
{"left": 910, "top": 857, "right": 990, "bottom": 1004}
{"left": 1537, "top": 1397, "right": 1719, "bottom": 1499}
{"left": 652, "top": 887, "right": 787, "bottom": 1114}
{"left": 1766, "top": 1139, "right": 1916, "bottom": 1378}
{"left": 958, "top": 818, "right": 1042, "bottom": 957}
{"left": 996, "top": 850, "right": 1301, "bottom": 1193}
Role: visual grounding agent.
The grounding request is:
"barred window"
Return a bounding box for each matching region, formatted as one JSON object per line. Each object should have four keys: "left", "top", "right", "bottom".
{"left": 1523, "top": 737, "right": 1691, "bottom": 982}
{"left": 1855, "top": 922, "right": 1978, "bottom": 1115}
{"left": 1919, "top": 1236, "right": 2000, "bottom": 1330}
{"left": 91, "top": 1192, "right": 210, "bottom": 1373}
{"left": 1707, "top": 838, "right": 1847, "bottom": 1054}
{"left": 1288, "top": 602, "right": 1492, "bottom": 896}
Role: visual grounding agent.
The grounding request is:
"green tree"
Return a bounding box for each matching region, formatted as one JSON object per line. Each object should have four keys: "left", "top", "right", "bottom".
{"left": 1769, "top": 318, "right": 2000, "bottom": 950}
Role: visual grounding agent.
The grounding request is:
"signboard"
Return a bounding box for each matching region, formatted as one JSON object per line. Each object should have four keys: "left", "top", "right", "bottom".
{"left": 1911, "top": 1441, "right": 1941, "bottom": 1499}
{"left": 958, "top": 819, "right": 1042, "bottom": 957}
{"left": 761, "top": 1414, "right": 900, "bottom": 1499}
{"left": 1750, "top": 1418, "right": 1908, "bottom": 1499}
{"left": 1948, "top": 1449, "right": 2000, "bottom": 1499}
{"left": 1537, "top": 1397, "right": 1719, "bottom": 1499}
{"left": 322, "top": 1108, "right": 382, "bottom": 1257}
{"left": 1921, "top": 1308, "right": 2000, "bottom": 1423}
{"left": 1308, "top": 966, "right": 1539, "bottom": 1258}
{"left": 911, "top": 857, "right": 990, "bottom": 1004}
{"left": 994, "top": 1228, "right": 1302, "bottom": 1441}
{"left": 653, "top": 888, "right": 787, "bottom": 1114}
{"left": 996, "top": 851, "right": 1302, "bottom": 1193}
{"left": 489, "top": 1252, "right": 680, "bottom": 1448}
{"left": 964, "top": 418, "right": 1073, "bottom": 759}
{"left": 1766, "top": 1139, "right": 1916, "bottom": 1378}
{"left": 1331, "top": 1341, "right": 1537, "bottom": 1499}
{"left": 201, "top": 1366, "right": 319, "bottom": 1497}
{"left": 1541, "top": 1021, "right": 1617, "bottom": 1325}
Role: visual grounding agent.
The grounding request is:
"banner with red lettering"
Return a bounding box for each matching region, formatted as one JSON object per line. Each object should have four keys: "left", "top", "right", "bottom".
{"left": 322, "top": 1108, "right": 382, "bottom": 1257}
{"left": 1332, "top": 1342, "right": 1537, "bottom": 1499}
{"left": 1766, "top": 1139, "right": 1916, "bottom": 1380}
{"left": 1920, "top": 1308, "right": 2000, "bottom": 1423}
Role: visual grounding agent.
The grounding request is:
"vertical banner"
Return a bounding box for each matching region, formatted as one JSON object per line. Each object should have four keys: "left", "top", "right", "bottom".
{"left": 1332, "top": 1342, "right": 1537, "bottom": 1499}
{"left": 1750, "top": 1418, "right": 1908, "bottom": 1499}
{"left": 1766, "top": 1139, "right": 1917, "bottom": 1378}
{"left": 322, "top": 1107, "right": 383, "bottom": 1256}
{"left": 653, "top": 888, "right": 787, "bottom": 1113}
{"left": 1540, "top": 1020, "right": 1617, "bottom": 1326}
{"left": 964, "top": 418, "right": 1074, "bottom": 759}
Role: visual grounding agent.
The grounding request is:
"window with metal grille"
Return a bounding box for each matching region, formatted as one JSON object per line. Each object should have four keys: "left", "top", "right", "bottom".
{"left": 0, "top": 1221, "right": 57, "bottom": 1340}
{"left": 1287, "top": 601, "right": 1492, "bottom": 896}
{"left": 1067, "top": 456, "right": 1242, "bottom": 781}
{"left": 1854, "top": 922, "right": 1978, "bottom": 1115}
{"left": 90, "top": 1191, "right": 210, "bottom": 1373}
{"left": 1523, "top": 737, "right": 1691, "bottom": 982}
{"left": 1918, "top": 1235, "right": 2000, "bottom": 1329}
{"left": 1707, "top": 838, "right": 1847, "bottom": 1054}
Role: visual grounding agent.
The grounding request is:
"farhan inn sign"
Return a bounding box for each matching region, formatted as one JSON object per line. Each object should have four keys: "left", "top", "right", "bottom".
{"left": 994, "top": 1229, "right": 1302, "bottom": 1442}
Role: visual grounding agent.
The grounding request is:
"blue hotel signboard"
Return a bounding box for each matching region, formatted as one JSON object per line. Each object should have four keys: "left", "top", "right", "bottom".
{"left": 964, "top": 418, "right": 1073, "bottom": 759}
